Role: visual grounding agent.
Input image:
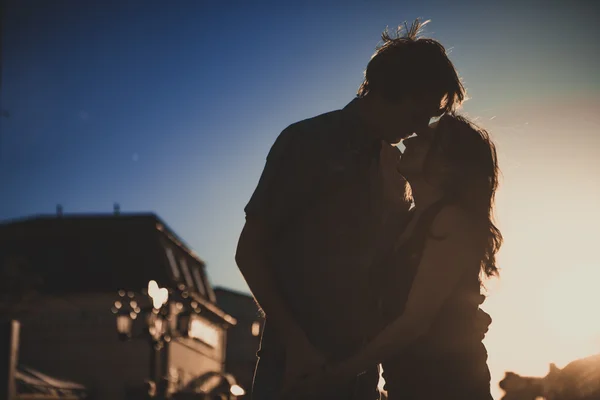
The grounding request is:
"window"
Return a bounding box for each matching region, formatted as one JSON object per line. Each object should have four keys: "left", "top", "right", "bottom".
{"left": 179, "top": 258, "right": 194, "bottom": 288}
{"left": 188, "top": 316, "right": 220, "bottom": 348}
{"left": 191, "top": 266, "right": 207, "bottom": 297}
{"left": 165, "top": 248, "right": 180, "bottom": 279}
{"left": 251, "top": 321, "right": 261, "bottom": 337}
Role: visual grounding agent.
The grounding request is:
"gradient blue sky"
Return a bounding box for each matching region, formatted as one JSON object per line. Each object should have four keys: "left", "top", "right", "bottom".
{"left": 2, "top": 0, "right": 600, "bottom": 396}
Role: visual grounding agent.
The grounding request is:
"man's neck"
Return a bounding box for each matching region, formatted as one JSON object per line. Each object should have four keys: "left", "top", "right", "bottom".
{"left": 353, "top": 96, "right": 389, "bottom": 143}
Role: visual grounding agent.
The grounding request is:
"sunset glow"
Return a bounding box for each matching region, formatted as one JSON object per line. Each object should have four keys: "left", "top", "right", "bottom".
{"left": 480, "top": 102, "right": 600, "bottom": 397}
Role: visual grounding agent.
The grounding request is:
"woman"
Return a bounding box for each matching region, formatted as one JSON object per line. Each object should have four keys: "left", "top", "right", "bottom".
{"left": 285, "top": 113, "right": 502, "bottom": 399}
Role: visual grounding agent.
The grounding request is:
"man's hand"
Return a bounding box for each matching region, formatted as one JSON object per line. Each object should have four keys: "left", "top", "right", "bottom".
{"left": 281, "top": 334, "right": 327, "bottom": 391}
{"left": 281, "top": 369, "right": 331, "bottom": 400}
{"left": 281, "top": 358, "right": 357, "bottom": 400}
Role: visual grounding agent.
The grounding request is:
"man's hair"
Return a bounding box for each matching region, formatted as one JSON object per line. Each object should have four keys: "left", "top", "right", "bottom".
{"left": 358, "top": 19, "right": 465, "bottom": 114}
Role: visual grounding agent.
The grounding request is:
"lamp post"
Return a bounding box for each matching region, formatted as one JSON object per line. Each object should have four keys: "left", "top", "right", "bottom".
{"left": 113, "top": 280, "right": 244, "bottom": 399}
{"left": 112, "top": 281, "right": 170, "bottom": 398}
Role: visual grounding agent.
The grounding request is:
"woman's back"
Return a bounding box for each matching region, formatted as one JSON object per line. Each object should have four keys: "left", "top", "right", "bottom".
{"left": 372, "top": 200, "right": 492, "bottom": 399}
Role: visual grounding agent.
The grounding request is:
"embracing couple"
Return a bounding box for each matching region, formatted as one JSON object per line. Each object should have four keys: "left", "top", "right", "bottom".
{"left": 236, "top": 19, "right": 501, "bottom": 400}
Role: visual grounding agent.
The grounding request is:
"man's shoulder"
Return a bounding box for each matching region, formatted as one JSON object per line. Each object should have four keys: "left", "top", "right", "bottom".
{"left": 268, "top": 101, "right": 359, "bottom": 161}
{"left": 281, "top": 108, "right": 347, "bottom": 144}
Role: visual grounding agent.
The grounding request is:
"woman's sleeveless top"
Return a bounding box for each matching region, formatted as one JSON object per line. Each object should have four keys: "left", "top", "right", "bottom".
{"left": 368, "top": 199, "right": 487, "bottom": 356}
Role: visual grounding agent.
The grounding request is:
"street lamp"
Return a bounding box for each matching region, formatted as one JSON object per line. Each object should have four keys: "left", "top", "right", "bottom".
{"left": 112, "top": 291, "right": 141, "bottom": 340}
{"left": 113, "top": 280, "right": 242, "bottom": 399}
{"left": 147, "top": 280, "right": 168, "bottom": 309}
{"left": 116, "top": 307, "right": 133, "bottom": 340}
{"left": 113, "top": 282, "right": 169, "bottom": 342}
{"left": 112, "top": 281, "right": 171, "bottom": 398}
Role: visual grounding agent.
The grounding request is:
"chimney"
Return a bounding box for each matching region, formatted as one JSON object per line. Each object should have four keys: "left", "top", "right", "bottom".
{"left": 56, "top": 204, "right": 63, "bottom": 217}
{"left": 114, "top": 203, "right": 120, "bottom": 215}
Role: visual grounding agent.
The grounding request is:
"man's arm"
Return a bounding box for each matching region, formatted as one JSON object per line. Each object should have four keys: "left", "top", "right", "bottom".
{"left": 235, "top": 217, "right": 308, "bottom": 347}
{"left": 236, "top": 125, "right": 329, "bottom": 386}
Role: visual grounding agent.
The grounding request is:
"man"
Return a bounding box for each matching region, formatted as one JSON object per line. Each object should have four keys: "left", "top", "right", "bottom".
{"left": 235, "top": 19, "right": 465, "bottom": 399}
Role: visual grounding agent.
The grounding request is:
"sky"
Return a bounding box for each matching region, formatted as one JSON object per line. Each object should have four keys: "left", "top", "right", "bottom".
{"left": 2, "top": 0, "right": 600, "bottom": 397}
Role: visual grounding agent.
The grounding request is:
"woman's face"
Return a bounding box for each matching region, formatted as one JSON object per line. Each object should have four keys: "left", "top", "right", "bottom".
{"left": 398, "top": 123, "right": 441, "bottom": 180}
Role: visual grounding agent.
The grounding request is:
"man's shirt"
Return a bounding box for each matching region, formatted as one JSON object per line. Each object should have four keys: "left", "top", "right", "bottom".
{"left": 244, "top": 98, "right": 412, "bottom": 357}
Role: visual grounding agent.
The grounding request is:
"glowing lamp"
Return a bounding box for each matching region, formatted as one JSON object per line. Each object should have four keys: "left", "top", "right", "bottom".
{"left": 116, "top": 308, "right": 133, "bottom": 340}
{"left": 148, "top": 280, "right": 168, "bottom": 309}
{"left": 230, "top": 384, "right": 246, "bottom": 396}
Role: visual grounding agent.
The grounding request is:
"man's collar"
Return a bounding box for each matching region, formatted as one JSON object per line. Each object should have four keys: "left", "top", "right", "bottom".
{"left": 342, "top": 97, "right": 381, "bottom": 141}
{"left": 344, "top": 97, "right": 383, "bottom": 141}
{"left": 342, "top": 97, "right": 382, "bottom": 157}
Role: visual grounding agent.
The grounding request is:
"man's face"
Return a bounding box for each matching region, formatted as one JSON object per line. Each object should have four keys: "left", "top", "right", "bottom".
{"left": 381, "top": 93, "right": 443, "bottom": 144}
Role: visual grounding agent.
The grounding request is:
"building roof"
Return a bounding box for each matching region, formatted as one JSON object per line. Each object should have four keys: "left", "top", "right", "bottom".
{"left": 1, "top": 212, "right": 233, "bottom": 325}
{"left": 1, "top": 212, "right": 203, "bottom": 264}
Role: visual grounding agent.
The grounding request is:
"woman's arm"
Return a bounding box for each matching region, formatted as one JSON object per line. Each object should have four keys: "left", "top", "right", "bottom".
{"left": 333, "top": 205, "right": 482, "bottom": 376}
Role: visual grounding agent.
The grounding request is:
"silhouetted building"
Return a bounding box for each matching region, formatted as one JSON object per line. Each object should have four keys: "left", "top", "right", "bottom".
{"left": 214, "top": 287, "right": 264, "bottom": 393}
{"left": 0, "top": 212, "right": 237, "bottom": 400}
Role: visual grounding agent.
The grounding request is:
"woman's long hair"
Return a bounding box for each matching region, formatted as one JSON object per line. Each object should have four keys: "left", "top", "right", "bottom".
{"left": 426, "top": 114, "right": 503, "bottom": 279}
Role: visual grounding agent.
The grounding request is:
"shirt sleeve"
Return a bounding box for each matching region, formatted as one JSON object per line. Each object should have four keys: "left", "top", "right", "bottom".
{"left": 244, "top": 124, "right": 326, "bottom": 232}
